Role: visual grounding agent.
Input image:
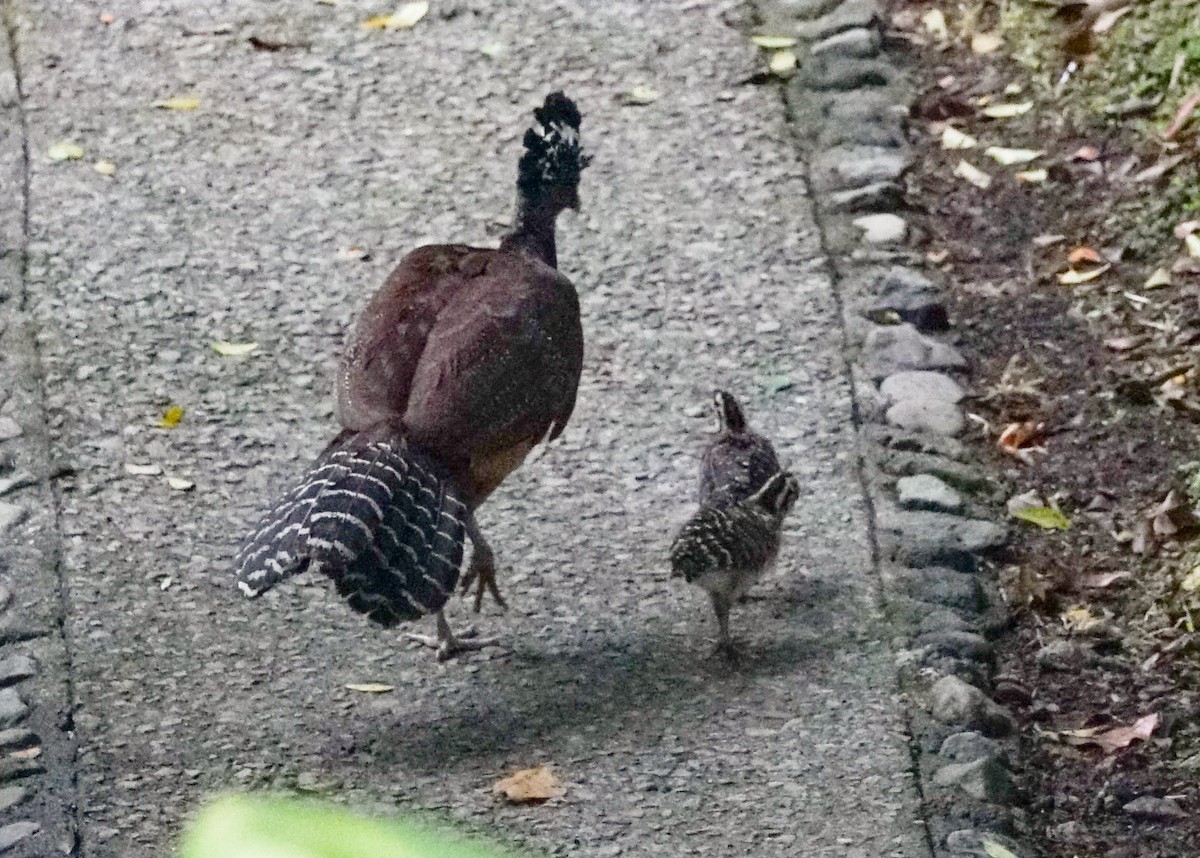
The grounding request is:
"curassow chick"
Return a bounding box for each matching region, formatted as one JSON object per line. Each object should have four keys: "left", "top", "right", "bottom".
{"left": 672, "top": 472, "right": 799, "bottom": 660}
{"left": 699, "top": 390, "right": 782, "bottom": 507}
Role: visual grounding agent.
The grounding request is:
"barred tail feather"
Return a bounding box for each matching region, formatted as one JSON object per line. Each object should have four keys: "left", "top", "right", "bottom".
{"left": 234, "top": 440, "right": 468, "bottom": 626}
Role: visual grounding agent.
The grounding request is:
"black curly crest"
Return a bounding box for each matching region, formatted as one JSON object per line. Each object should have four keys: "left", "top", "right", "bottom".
{"left": 517, "top": 91, "right": 589, "bottom": 197}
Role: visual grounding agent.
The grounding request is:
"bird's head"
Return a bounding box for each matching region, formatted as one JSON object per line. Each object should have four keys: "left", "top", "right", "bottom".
{"left": 516, "top": 91, "right": 591, "bottom": 215}
{"left": 712, "top": 390, "right": 747, "bottom": 434}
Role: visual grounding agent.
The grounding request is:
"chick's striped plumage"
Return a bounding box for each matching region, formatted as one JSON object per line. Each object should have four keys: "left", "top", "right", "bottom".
{"left": 234, "top": 440, "right": 467, "bottom": 626}
{"left": 669, "top": 504, "right": 781, "bottom": 588}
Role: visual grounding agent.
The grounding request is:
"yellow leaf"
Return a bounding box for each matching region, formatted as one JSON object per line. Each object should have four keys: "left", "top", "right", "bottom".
{"left": 125, "top": 462, "right": 163, "bottom": 476}
{"left": 751, "top": 35, "right": 797, "bottom": 49}
{"left": 493, "top": 766, "right": 565, "bottom": 803}
{"left": 768, "top": 50, "right": 797, "bottom": 77}
{"left": 621, "top": 85, "right": 659, "bottom": 106}
{"left": 345, "top": 683, "right": 395, "bottom": 693}
{"left": 982, "top": 102, "right": 1033, "bottom": 119}
{"left": 984, "top": 146, "right": 1043, "bottom": 166}
{"left": 1016, "top": 169, "right": 1047, "bottom": 183}
{"left": 1181, "top": 566, "right": 1200, "bottom": 592}
{"left": 93, "top": 160, "right": 116, "bottom": 176}
{"left": 1057, "top": 264, "right": 1110, "bottom": 285}
{"left": 1062, "top": 605, "right": 1100, "bottom": 631}
{"left": 211, "top": 341, "right": 258, "bottom": 356}
{"left": 46, "top": 142, "right": 85, "bottom": 161}
{"left": 953, "top": 159, "right": 992, "bottom": 190}
{"left": 971, "top": 32, "right": 1003, "bottom": 54}
{"left": 941, "top": 127, "right": 977, "bottom": 150}
{"left": 155, "top": 96, "right": 201, "bottom": 111}
{"left": 157, "top": 405, "right": 185, "bottom": 429}
{"left": 362, "top": 2, "right": 428, "bottom": 30}
{"left": 921, "top": 9, "right": 949, "bottom": 39}
{"left": 167, "top": 476, "right": 195, "bottom": 491}
{"left": 1144, "top": 267, "right": 1172, "bottom": 289}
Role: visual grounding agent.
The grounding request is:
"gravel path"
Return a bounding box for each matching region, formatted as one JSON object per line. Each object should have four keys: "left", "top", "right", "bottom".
{"left": 9, "top": 1, "right": 927, "bottom": 854}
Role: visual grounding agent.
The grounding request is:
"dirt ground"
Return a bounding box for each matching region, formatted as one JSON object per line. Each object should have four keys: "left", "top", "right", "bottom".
{"left": 896, "top": 3, "right": 1200, "bottom": 855}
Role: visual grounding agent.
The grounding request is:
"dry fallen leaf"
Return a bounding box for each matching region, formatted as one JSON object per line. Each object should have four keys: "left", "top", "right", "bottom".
{"left": 971, "top": 32, "right": 1003, "bottom": 54}
{"left": 1180, "top": 566, "right": 1200, "bottom": 592}
{"left": 940, "top": 126, "right": 977, "bottom": 150}
{"left": 921, "top": 8, "right": 949, "bottom": 40}
{"left": 1033, "top": 234, "right": 1067, "bottom": 247}
{"left": 167, "top": 476, "right": 195, "bottom": 492}
{"left": 336, "top": 245, "right": 370, "bottom": 261}
{"left": 997, "top": 421, "right": 1045, "bottom": 462}
{"left": 1070, "top": 145, "right": 1100, "bottom": 162}
{"left": 1080, "top": 571, "right": 1130, "bottom": 589}
{"left": 125, "top": 463, "right": 163, "bottom": 476}
{"left": 1061, "top": 605, "right": 1100, "bottom": 632}
{"left": 1144, "top": 267, "right": 1172, "bottom": 289}
{"left": 768, "top": 50, "right": 797, "bottom": 77}
{"left": 1068, "top": 246, "right": 1102, "bottom": 264}
{"left": 157, "top": 405, "right": 185, "bottom": 429}
{"left": 953, "top": 159, "right": 992, "bottom": 189}
{"left": 1016, "top": 169, "right": 1047, "bottom": 183}
{"left": 1058, "top": 264, "right": 1110, "bottom": 285}
{"left": 93, "top": 160, "right": 116, "bottom": 176}
{"left": 1061, "top": 713, "right": 1158, "bottom": 753}
{"left": 46, "top": 142, "right": 85, "bottom": 162}
{"left": 155, "top": 96, "right": 201, "bottom": 111}
{"left": 981, "top": 102, "right": 1033, "bottom": 119}
{"left": 750, "top": 35, "right": 797, "bottom": 49}
{"left": 493, "top": 766, "right": 565, "bottom": 803}
{"left": 621, "top": 85, "right": 660, "bottom": 106}
{"left": 362, "top": 2, "right": 428, "bottom": 30}
{"left": 345, "top": 683, "right": 395, "bottom": 693}
{"left": 212, "top": 341, "right": 258, "bottom": 356}
{"left": 1174, "top": 220, "right": 1200, "bottom": 239}
{"left": 1186, "top": 234, "right": 1200, "bottom": 259}
{"left": 985, "top": 146, "right": 1043, "bottom": 166}
{"left": 1163, "top": 87, "right": 1200, "bottom": 140}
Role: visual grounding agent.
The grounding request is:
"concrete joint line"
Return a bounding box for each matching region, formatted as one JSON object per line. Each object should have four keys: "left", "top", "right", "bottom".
{"left": 754, "top": 0, "right": 1028, "bottom": 856}
{"left": 0, "top": 5, "right": 83, "bottom": 857}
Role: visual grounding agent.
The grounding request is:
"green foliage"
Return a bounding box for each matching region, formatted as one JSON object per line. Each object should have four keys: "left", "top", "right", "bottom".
{"left": 180, "top": 795, "right": 524, "bottom": 858}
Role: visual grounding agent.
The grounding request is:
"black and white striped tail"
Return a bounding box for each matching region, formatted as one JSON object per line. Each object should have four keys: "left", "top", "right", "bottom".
{"left": 234, "top": 440, "right": 468, "bottom": 626}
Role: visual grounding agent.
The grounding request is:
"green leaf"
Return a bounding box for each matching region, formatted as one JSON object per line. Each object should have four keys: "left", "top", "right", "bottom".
{"left": 983, "top": 838, "right": 1021, "bottom": 858}
{"left": 181, "top": 795, "right": 522, "bottom": 858}
{"left": 1011, "top": 505, "right": 1070, "bottom": 530}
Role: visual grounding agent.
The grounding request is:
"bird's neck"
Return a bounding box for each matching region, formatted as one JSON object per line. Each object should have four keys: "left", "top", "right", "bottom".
{"left": 500, "top": 190, "right": 559, "bottom": 268}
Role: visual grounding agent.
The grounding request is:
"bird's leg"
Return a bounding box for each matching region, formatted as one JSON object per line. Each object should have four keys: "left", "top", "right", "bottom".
{"left": 709, "top": 592, "right": 740, "bottom": 661}
{"left": 405, "top": 611, "right": 499, "bottom": 662}
{"left": 458, "top": 513, "right": 507, "bottom": 613}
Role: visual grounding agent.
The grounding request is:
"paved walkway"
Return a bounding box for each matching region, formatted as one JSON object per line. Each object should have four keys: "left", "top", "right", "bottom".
{"left": 3, "top": 1, "right": 928, "bottom": 855}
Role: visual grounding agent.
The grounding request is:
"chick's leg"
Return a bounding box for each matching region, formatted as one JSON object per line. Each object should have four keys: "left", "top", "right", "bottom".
{"left": 406, "top": 611, "right": 499, "bottom": 662}
{"left": 458, "top": 513, "right": 507, "bottom": 613}
{"left": 709, "top": 591, "right": 739, "bottom": 660}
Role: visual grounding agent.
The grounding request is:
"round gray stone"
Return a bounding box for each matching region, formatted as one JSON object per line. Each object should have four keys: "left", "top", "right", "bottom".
{"left": 929, "top": 675, "right": 1014, "bottom": 738}
{"left": 897, "top": 473, "right": 963, "bottom": 513}
{"left": 886, "top": 399, "right": 964, "bottom": 435}
{"left": 879, "top": 370, "right": 965, "bottom": 405}
{"left": 939, "top": 731, "right": 1000, "bottom": 763}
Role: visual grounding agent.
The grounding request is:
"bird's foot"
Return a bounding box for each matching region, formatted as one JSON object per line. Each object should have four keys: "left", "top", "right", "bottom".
{"left": 710, "top": 638, "right": 743, "bottom": 664}
{"left": 406, "top": 625, "right": 500, "bottom": 662}
{"left": 459, "top": 557, "right": 508, "bottom": 613}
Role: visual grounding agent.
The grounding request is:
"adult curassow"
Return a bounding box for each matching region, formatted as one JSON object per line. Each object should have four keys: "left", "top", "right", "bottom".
{"left": 234, "top": 92, "right": 589, "bottom": 660}
{"left": 671, "top": 393, "right": 798, "bottom": 658}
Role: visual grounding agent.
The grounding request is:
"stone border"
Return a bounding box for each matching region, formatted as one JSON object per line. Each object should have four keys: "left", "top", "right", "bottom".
{"left": 754, "top": 1, "right": 1034, "bottom": 856}
{"left": 0, "top": 7, "right": 80, "bottom": 856}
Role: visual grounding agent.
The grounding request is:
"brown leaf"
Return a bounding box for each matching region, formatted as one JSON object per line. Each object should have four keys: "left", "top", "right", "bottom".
{"left": 1080, "top": 571, "right": 1130, "bottom": 589}
{"left": 1104, "top": 336, "right": 1143, "bottom": 352}
{"left": 249, "top": 36, "right": 309, "bottom": 51}
{"left": 1062, "top": 712, "right": 1159, "bottom": 753}
{"left": 1163, "top": 87, "right": 1200, "bottom": 141}
{"left": 1068, "top": 246, "right": 1102, "bottom": 264}
{"left": 1069, "top": 145, "right": 1100, "bottom": 162}
{"left": 1132, "top": 154, "right": 1187, "bottom": 184}
{"left": 493, "top": 766, "right": 565, "bottom": 803}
